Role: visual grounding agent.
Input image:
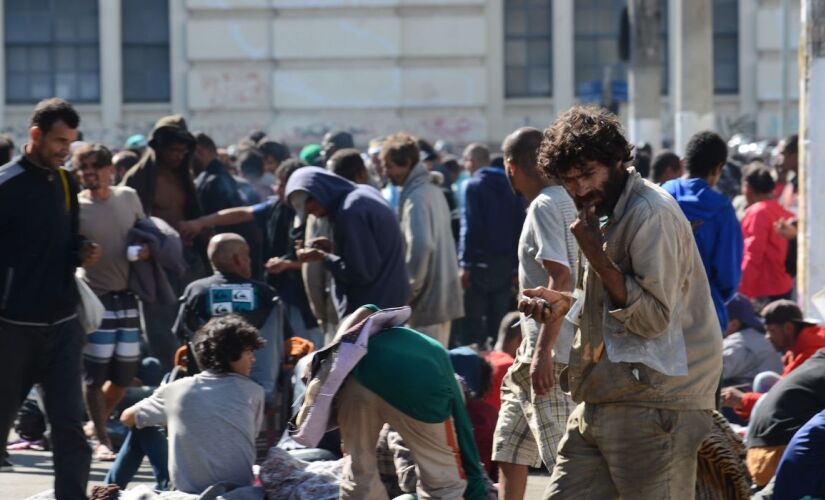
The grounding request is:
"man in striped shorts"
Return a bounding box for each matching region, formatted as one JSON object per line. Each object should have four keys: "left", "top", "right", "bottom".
{"left": 76, "top": 143, "right": 148, "bottom": 461}
{"left": 493, "top": 128, "right": 579, "bottom": 499}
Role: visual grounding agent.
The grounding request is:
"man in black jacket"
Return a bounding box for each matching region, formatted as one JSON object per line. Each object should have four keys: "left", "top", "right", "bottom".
{"left": 0, "top": 98, "right": 98, "bottom": 498}
{"left": 193, "top": 132, "right": 263, "bottom": 279}
{"left": 121, "top": 115, "right": 205, "bottom": 372}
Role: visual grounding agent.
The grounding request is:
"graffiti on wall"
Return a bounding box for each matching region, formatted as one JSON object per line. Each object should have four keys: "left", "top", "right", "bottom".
{"left": 414, "top": 117, "right": 480, "bottom": 143}
{"left": 191, "top": 70, "right": 270, "bottom": 112}
{"left": 717, "top": 113, "right": 758, "bottom": 139}
{"left": 0, "top": 112, "right": 486, "bottom": 153}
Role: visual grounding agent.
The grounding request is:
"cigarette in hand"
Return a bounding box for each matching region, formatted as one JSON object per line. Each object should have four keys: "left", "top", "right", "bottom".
{"left": 513, "top": 298, "right": 550, "bottom": 327}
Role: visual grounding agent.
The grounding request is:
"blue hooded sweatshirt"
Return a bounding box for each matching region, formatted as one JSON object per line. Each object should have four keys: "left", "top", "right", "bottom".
{"left": 459, "top": 167, "right": 526, "bottom": 268}
{"left": 662, "top": 178, "right": 744, "bottom": 331}
{"left": 285, "top": 167, "right": 410, "bottom": 318}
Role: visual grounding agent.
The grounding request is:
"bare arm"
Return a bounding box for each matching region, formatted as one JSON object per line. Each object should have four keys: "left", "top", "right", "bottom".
{"left": 531, "top": 261, "right": 573, "bottom": 395}
{"left": 120, "top": 405, "right": 138, "bottom": 428}
{"left": 534, "top": 261, "right": 573, "bottom": 353}
{"left": 199, "top": 206, "right": 255, "bottom": 228}
{"left": 178, "top": 206, "right": 256, "bottom": 241}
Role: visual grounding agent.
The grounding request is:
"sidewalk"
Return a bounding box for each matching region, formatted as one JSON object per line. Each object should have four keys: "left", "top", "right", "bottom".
{"left": 0, "top": 447, "right": 155, "bottom": 499}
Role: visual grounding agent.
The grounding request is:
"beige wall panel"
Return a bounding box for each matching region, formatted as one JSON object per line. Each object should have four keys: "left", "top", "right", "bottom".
{"left": 401, "top": 66, "right": 486, "bottom": 107}
{"left": 756, "top": 60, "right": 800, "bottom": 100}
{"left": 273, "top": 68, "right": 402, "bottom": 108}
{"left": 187, "top": 0, "right": 270, "bottom": 9}
{"left": 402, "top": 17, "right": 485, "bottom": 57}
{"left": 188, "top": 68, "right": 272, "bottom": 110}
{"left": 272, "top": 17, "right": 400, "bottom": 59}
{"left": 187, "top": 19, "right": 270, "bottom": 60}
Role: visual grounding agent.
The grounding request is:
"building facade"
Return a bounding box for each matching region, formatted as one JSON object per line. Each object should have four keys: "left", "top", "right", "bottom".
{"left": 0, "top": 0, "right": 800, "bottom": 149}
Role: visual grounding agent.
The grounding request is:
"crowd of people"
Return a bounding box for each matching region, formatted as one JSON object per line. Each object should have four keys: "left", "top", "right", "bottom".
{"left": 1, "top": 96, "right": 823, "bottom": 500}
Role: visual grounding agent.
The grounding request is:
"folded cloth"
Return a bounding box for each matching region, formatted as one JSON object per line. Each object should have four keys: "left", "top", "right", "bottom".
{"left": 289, "top": 306, "right": 411, "bottom": 447}
{"left": 127, "top": 217, "right": 186, "bottom": 305}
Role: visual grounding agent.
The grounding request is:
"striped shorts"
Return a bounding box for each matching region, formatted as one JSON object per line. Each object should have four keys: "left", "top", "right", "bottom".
{"left": 83, "top": 291, "right": 142, "bottom": 387}
{"left": 492, "top": 359, "right": 574, "bottom": 470}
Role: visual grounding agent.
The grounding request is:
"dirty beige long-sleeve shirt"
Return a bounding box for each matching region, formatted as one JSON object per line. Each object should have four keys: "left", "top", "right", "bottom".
{"left": 566, "top": 169, "right": 722, "bottom": 410}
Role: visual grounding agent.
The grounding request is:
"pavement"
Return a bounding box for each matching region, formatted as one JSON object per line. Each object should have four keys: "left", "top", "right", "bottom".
{"left": 1, "top": 446, "right": 551, "bottom": 499}
{"left": 0, "top": 446, "right": 155, "bottom": 499}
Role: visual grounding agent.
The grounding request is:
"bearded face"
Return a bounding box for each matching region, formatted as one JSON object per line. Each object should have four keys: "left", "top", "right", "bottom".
{"left": 559, "top": 160, "right": 628, "bottom": 216}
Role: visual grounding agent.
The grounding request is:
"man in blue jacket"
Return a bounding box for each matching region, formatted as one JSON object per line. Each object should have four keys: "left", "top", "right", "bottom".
{"left": 285, "top": 167, "right": 410, "bottom": 318}
{"left": 458, "top": 143, "right": 526, "bottom": 347}
{"left": 663, "top": 131, "right": 743, "bottom": 331}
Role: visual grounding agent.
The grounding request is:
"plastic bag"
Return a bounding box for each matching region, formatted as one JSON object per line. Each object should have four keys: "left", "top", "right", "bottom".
{"left": 75, "top": 275, "right": 104, "bottom": 334}
{"left": 601, "top": 300, "right": 688, "bottom": 377}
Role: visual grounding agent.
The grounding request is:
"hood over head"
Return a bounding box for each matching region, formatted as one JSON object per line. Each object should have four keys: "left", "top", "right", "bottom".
{"left": 284, "top": 166, "right": 356, "bottom": 218}
{"left": 148, "top": 114, "right": 195, "bottom": 151}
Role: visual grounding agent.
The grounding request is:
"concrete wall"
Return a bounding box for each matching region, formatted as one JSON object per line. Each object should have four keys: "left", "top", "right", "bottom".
{"left": 0, "top": 0, "right": 802, "bottom": 149}
{"left": 180, "top": 0, "right": 495, "bottom": 147}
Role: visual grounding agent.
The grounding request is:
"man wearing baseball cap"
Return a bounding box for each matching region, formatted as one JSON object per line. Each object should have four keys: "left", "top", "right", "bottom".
{"left": 721, "top": 294, "right": 783, "bottom": 388}
{"left": 721, "top": 300, "right": 825, "bottom": 421}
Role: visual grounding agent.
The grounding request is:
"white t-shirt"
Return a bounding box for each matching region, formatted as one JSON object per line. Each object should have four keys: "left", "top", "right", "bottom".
{"left": 516, "top": 185, "right": 578, "bottom": 364}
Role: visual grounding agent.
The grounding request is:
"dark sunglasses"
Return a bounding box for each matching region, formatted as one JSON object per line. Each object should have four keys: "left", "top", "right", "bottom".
{"left": 77, "top": 161, "right": 111, "bottom": 171}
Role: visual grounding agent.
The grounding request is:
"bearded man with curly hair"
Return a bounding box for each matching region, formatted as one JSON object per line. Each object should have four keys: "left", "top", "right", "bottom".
{"left": 520, "top": 106, "right": 722, "bottom": 499}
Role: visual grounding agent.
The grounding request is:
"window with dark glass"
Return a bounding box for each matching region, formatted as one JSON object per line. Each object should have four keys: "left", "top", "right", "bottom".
{"left": 713, "top": 0, "right": 739, "bottom": 94}
{"left": 122, "top": 0, "right": 170, "bottom": 103}
{"left": 574, "top": 0, "right": 737, "bottom": 98}
{"left": 5, "top": 0, "right": 100, "bottom": 103}
{"left": 574, "top": 0, "right": 626, "bottom": 99}
{"left": 504, "top": 0, "right": 553, "bottom": 98}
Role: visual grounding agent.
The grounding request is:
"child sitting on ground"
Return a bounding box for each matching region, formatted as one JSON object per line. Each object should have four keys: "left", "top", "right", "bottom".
{"left": 110, "top": 315, "right": 265, "bottom": 494}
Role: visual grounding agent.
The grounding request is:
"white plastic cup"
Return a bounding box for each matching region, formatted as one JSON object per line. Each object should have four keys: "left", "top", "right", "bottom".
{"left": 127, "top": 245, "right": 142, "bottom": 262}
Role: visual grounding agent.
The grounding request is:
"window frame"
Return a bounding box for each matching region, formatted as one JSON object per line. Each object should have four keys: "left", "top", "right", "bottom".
{"left": 504, "top": 0, "right": 554, "bottom": 99}
{"left": 4, "top": 0, "right": 100, "bottom": 104}
{"left": 712, "top": 0, "right": 740, "bottom": 95}
{"left": 121, "top": 0, "right": 171, "bottom": 104}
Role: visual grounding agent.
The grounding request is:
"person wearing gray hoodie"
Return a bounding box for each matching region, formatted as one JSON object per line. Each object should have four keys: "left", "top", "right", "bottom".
{"left": 381, "top": 133, "right": 463, "bottom": 347}
{"left": 286, "top": 167, "right": 410, "bottom": 318}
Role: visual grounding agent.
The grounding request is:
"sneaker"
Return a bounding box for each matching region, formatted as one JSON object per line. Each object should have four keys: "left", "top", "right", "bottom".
{"left": 0, "top": 458, "right": 14, "bottom": 472}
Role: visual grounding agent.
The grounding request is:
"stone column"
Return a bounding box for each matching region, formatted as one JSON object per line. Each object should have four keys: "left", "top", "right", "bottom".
{"left": 798, "top": 0, "right": 825, "bottom": 319}
{"left": 671, "top": 0, "right": 714, "bottom": 155}
{"left": 169, "top": 0, "right": 188, "bottom": 116}
{"left": 552, "top": 0, "right": 575, "bottom": 114}
{"left": 485, "top": 0, "right": 504, "bottom": 142}
{"left": 738, "top": 0, "right": 758, "bottom": 127}
{"left": 99, "top": 0, "right": 122, "bottom": 144}
{"left": 628, "top": 0, "right": 662, "bottom": 149}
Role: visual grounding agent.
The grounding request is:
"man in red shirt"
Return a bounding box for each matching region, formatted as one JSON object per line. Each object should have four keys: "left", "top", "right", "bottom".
{"left": 721, "top": 300, "right": 825, "bottom": 420}
{"left": 739, "top": 164, "right": 795, "bottom": 303}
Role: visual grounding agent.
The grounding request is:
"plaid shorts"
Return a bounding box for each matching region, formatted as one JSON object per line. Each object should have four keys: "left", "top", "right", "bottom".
{"left": 492, "top": 358, "right": 574, "bottom": 470}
